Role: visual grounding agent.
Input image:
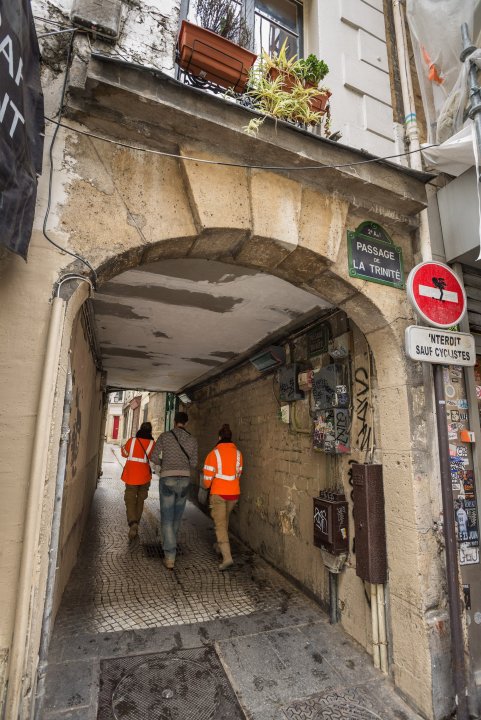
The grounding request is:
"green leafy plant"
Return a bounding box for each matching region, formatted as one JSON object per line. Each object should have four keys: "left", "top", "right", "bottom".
{"left": 243, "top": 42, "right": 331, "bottom": 136}
{"left": 294, "top": 54, "right": 329, "bottom": 86}
{"left": 243, "top": 64, "right": 325, "bottom": 136}
{"left": 194, "top": 0, "right": 252, "bottom": 49}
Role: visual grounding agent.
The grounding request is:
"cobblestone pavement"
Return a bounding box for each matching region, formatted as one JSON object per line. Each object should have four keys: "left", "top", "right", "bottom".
{"left": 54, "top": 445, "right": 305, "bottom": 637}
{"left": 43, "top": 444, "right": 423, "bottom": 720}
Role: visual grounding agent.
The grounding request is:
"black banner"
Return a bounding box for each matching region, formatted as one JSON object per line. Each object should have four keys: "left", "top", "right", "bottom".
{"left": 0, "top": 0, "right": 44, "bottom": 259}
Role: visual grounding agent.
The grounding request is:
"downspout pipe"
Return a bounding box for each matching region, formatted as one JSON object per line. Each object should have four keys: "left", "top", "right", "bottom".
{"left": 5, "top": 297, "right": 67, "bottom": 720}
{"left": 392, "top": 0, "right": 432, "bottom": 261}
{"left": 33, "top": 359, "right": 72, "bottom": 720}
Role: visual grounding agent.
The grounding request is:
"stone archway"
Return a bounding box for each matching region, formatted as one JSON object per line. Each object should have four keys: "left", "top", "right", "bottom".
{"left": 47, "top": 134, "right": 443, "bottom": 717}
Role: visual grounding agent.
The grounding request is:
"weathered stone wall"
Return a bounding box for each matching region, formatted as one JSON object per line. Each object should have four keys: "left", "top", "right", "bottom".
{"left": 54, "top": 309, "right": 104, "bottom": 616}
{"left": 188, "top": 320, "right": 378, "bottom": 656}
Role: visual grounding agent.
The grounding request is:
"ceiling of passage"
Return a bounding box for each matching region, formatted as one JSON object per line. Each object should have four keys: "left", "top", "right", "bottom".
{"left": 92, "top": 258, "right": 332, "bottom": 391}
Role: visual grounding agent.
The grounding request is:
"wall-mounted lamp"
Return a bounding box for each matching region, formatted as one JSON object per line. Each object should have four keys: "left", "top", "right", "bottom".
{"left": 249, "top": 345, "right": 286, "bottom": 372}
{"left": 178, "top": 393, "right": 192, "bottom": 404}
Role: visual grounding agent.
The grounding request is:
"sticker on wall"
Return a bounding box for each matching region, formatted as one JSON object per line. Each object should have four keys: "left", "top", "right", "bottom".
{"left": 459, "top": 411, "right": 469, "bottom": 422}
{"left": 477, "top": 386, "right": 481, "bottom": 400}
{"left": 463, "top": 584, "right": 471, "bottom": 610}
{"left": 443, "top": 367, "right": 450, "bottom": 382}
{"left": 459, "top": 544, "right": 480, "bottom": 565}
{"left": 467, "top": 614, "right": 472, "bottom": 626}
{"left": 451, "top": 457, "right": 465, "bottom": 490}
{"left": 456, "top": 446, "right": 468, "bottom": 458}
{"left": 464, "top": 470, "right": 475, "bottom": 498}
{"left": 445, "top": 384, "right": 456, "bottom": 399}
{"left": 448, "top": 430, "right": 458, "bottom": 440}
{"left": 451, "top": 366, "right": 463, "bottom": 378}
{"left": 458, "top": 399, "right": 469, "bottom": 409}
{"left": 450, "top": 410, "right": 460, "bottom": 422}
{"left": 475, "top": 612, "right": 481, "bottom": 624}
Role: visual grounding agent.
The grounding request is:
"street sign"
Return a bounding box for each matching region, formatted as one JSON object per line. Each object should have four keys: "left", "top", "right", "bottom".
{"left": 406, "top": 261, "right": 467, "bottom": 328}
{"left": 347, "top": 222, "right": 404, "bottom": 289}
{"left": 405, "top": 326, "right": 475, "bottom": 366}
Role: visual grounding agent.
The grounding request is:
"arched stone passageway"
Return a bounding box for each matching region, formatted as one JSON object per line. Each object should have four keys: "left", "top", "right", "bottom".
{"left": 3, "top": 129, "right": 444, "bottom": 720}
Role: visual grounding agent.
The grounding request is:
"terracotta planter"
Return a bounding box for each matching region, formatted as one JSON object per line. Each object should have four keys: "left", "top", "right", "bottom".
{"left": 177, "top": 20, "right": 257, "bottom": 93}
{"left": 267, "top": 67, "right": 331, "bottom": 114}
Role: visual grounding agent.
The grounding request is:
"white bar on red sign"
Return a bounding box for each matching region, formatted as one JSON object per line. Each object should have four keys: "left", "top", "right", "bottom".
{"left": 418, "top": 285, "right": 458, "bottom": 303}
{"left": 405, "top": 326, "right": 476, "bottom": 366}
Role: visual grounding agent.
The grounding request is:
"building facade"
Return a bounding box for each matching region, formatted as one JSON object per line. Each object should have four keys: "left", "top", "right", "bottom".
{"left": 1, "top": 1, "right": 477, "bottom": 718}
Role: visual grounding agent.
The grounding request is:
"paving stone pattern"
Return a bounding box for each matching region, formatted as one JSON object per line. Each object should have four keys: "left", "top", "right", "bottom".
{"left": 44, "top": 445, "right": 423, "bottom": 720}
{"left": 54, "top": 448, "right": 305, "bottom": 637}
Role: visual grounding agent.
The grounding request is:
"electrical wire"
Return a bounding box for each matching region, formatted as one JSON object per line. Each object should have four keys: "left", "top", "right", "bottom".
{"left": 34, "top": 15, "right": 70, "bottom": 27}
{"left": 42, "top": 34, "right": 98, "bottom": 286}
{"left": 44, "top": 116, "right": 438, "bottom": 172}
{"left": 37, "top": 28, "right": 78, "bottom": 38}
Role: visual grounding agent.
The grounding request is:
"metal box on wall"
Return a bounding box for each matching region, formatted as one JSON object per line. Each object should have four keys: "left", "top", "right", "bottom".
{"left": 313, "top": 491, "right": 349, "bottom": 555}
{"left": 352, "top": 464, "right": 387, "bottom": 583}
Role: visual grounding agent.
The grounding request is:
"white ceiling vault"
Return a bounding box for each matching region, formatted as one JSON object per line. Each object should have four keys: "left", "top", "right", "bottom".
{"left": 91, "top": 258, "right": 333, "bottom": 391}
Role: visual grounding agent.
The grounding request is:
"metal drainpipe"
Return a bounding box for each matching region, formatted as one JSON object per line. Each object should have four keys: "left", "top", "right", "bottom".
{"left": 5, "top": 296, "right": 67, "bottom": 720}
{"left": 392, "top": 0, "right": 432, "bottom": 261}
{"left": 328, "top": 572, "right": 338, "bottom": 624}
{"left": 32, "top": 359, "right": 72, "bottom": 720}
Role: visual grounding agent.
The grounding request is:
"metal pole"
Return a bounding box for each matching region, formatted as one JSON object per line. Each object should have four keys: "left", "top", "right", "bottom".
{"left": 461, "top": 24, "right": 481, "bottom": 181}
{"left": 433, "top": 363, "right": 469, "bottom": 719}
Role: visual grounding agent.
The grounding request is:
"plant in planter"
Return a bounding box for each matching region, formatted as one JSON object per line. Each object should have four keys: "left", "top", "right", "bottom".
{"left": 194, "top": 0, "right": 252, "bottom": 49}
{"left": 177, "top": 0, "right": 257, "bottom": 93}
{"left": 244, "top": 42, "right": 332, "bottom": 136}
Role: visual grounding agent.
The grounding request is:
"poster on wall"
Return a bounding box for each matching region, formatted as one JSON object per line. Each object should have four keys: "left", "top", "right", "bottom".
{"left": 313, "top": 409, "right": 350, "bottom": 454}
{"left": 444, "top": 365, "right": 480, "bottom": 565}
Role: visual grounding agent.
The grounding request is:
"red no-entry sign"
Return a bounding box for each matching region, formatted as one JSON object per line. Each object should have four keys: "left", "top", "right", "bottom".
{"left": 406, "top": 261, "right": 467, "bottom": 328}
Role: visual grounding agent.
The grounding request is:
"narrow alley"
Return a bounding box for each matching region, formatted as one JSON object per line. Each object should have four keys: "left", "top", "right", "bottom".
{"left": 43, "top": 444, "right": 421, "bottom": 720}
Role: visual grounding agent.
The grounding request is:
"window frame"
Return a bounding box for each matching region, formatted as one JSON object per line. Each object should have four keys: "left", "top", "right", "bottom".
{"left": 181, "top": 0, "right": 304, "bottom": 57}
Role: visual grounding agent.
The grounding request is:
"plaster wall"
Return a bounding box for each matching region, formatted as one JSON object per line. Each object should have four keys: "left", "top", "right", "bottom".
{"left": 146, "top": 392, "right": 167, "bottom": 438}
{"left": 53, "top": 309, "right": 103, "bottom": 617}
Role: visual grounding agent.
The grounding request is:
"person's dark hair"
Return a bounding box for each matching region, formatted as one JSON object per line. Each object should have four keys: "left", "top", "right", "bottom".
{"left": 136, "top": 422, "right": 153, "bottom": 439}
{"left": 175, "top": 411, "right": 189, "bottom": 425}
{"left": 218, "top": 423, "right": 232, "bottom": 442}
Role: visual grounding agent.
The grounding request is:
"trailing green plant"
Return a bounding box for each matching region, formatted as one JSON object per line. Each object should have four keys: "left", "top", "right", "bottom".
{"left": 194, "top": 0, "right": 252, "bottom": 49}
{"left": 243, "top": 63, "right": 326, "bottom": 136}
{"left": 243, "top": 43, "right": 331, "bottom": 137}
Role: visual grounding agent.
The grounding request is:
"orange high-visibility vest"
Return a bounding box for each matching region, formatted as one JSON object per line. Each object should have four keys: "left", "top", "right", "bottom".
{"left": 121, "top": 437, "right": 154, "bottom": 485}
{"left": 203, "top": 442, "right": 243, "bottom": 496}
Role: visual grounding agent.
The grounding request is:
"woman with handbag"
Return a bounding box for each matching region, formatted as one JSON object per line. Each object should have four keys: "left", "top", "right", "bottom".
{"left": 202, "top": 424, "right": 243, "bottom": 571}
{"left": 120, "top": 421, "right": 155, "bottom": 540}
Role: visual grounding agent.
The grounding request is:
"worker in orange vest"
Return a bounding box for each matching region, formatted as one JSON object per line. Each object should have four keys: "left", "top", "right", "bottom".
{"left": 202, "top": 424, "right": 243, "bottom": 570}
{"left": 121, "top": 421, "right": 155, "bottom": 540}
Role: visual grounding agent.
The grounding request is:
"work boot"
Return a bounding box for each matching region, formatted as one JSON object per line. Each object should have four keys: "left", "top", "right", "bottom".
{"left": 163, "top": 556, "right": 175, "bottom": 570}
{"left": 128, "top": 522, "right": 138, "bottom": 541}
{"left": 218, "top": 542, "right": 233, "bottom": 571}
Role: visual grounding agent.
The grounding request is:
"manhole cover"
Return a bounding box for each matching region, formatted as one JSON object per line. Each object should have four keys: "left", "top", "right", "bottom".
{"left": 112, "top": 657, "right": 217, "bottom": 719}
{"left": 98, "top": 647, "right": 244, "bottom": 720}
